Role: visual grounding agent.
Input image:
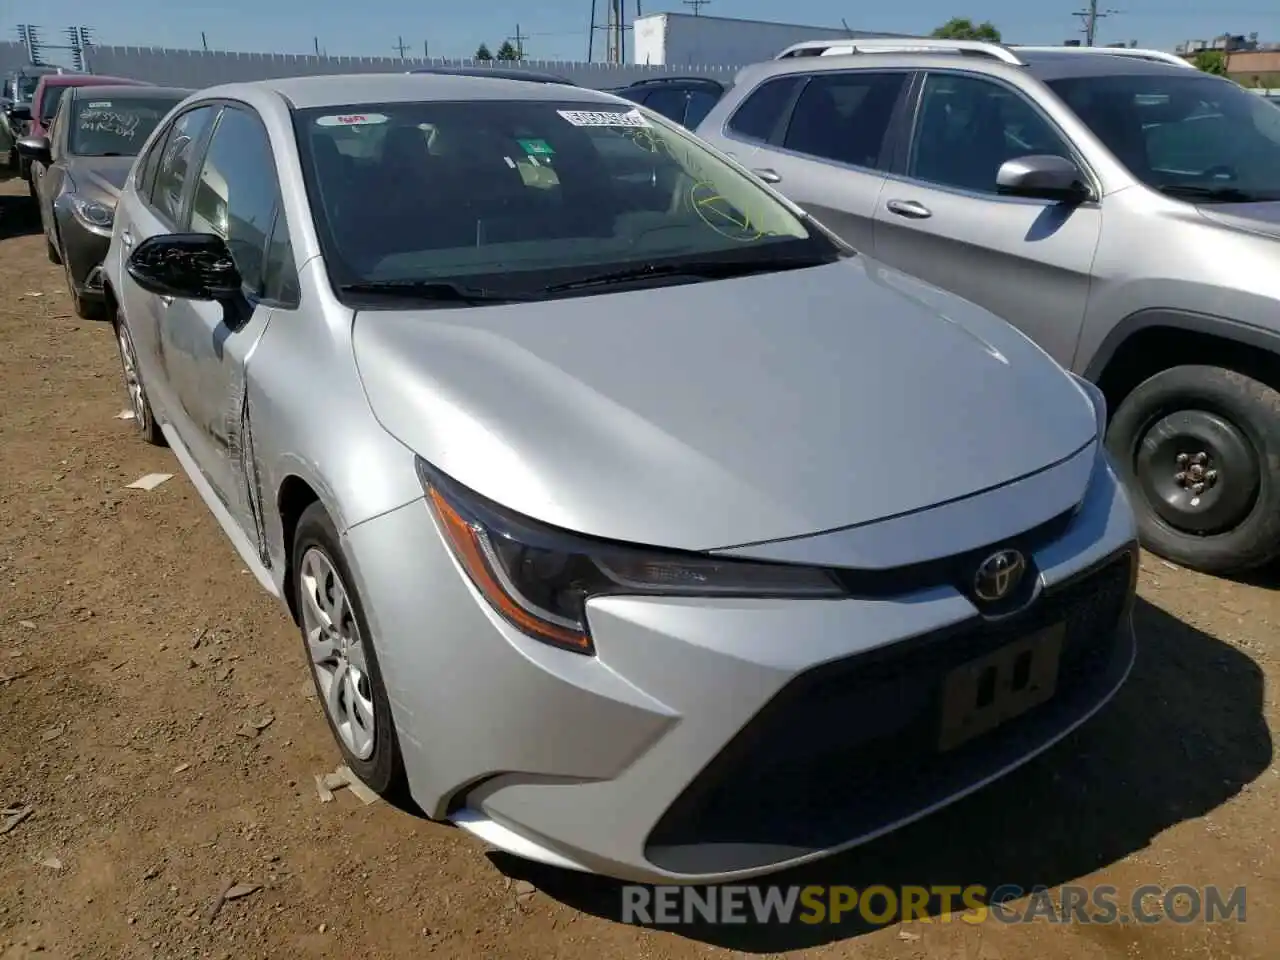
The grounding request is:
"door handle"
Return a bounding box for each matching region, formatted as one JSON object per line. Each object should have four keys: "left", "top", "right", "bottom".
{"left": 885, "top": 199, "right": 932, "bottom": 220}
{"left": 159, "top": 295, "right": 174, "bottom": 307}
{"left": 752, "top": 167, "right": 782, "bottom": 184}
{"left": 120, "top": 229, "right": 134, "bottom": 249}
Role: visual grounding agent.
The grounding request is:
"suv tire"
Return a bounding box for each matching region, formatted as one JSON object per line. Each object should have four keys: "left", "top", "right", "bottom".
{"left": 1106, "top": 364, "right": 1280, "bottom": 576}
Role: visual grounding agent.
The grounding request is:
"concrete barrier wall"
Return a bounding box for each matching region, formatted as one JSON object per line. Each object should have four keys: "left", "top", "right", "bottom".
{"left": 1, "top": 41, "right": 741, "bottom": 91}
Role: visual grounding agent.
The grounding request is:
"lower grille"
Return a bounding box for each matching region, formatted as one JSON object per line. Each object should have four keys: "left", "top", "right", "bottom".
{"left": 644, "top": 547, "right": 1137, "bottom": 875}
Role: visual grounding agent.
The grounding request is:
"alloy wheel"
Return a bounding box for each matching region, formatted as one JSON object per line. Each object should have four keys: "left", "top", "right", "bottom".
{"left": 298, "top": 547, "right": 376, "bottom": 760}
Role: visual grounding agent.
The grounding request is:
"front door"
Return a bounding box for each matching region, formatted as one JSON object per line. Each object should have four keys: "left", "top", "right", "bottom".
{"left": 115, "top": 103, "right": 219, "bottom": 411}
{"left": 872, "top": 71, "right": 1102, "bottom": 367}
{"left": 158, "top": 104, "right": 287, "bottom": 525}
{"left": 748, "top": 69, "right": 912, "bottom": 255}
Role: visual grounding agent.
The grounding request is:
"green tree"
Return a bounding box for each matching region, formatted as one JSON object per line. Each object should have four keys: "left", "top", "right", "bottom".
{"left": 1192, "top": 50, "right": 1227, "bottom": 76}
{"left": 475, "top": 43, "right": 493, "bottom": 61}
{"left": 931, "top": 17, "right": 1002, "bottom": 42}
{"left": 496, "top": 40, "right": 520, "bottom": 61}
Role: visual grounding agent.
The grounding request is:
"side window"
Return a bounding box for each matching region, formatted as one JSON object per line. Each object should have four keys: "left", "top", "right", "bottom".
{"left": 262, "top": 209, "right": 300, "bottom": 306}
{"left": 47, "top": 97, "right": 67, "bottom": 156}
{"left": 642, "top": 87, "right": 689, "bottom": 123}
{"left": 151, "top": 105, "right": 216, "bottom": 223}
{"left": 685, "top": 89, "right": 720, "bottom": 129}
{"left": 135, "top": 120, "right": 170, "bottom": 193}
{"left": 726, "top": 76, "right": 802, "bottom": 142}
{"left": 783, "top": 71, "right": 907, "bottom": 170}
{"left": 188, "top": 106, "right": 288, "bottom": 298}
{"left": 908, "top": 73, "right": 1075, "bottom": 194}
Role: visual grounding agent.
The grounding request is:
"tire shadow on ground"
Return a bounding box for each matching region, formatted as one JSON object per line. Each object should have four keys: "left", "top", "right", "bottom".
{"left": 0, "top": 187, "right": 41, "bottom": 240}
{"left": 488, "top": 597, "right": 1272, "bottom": 951}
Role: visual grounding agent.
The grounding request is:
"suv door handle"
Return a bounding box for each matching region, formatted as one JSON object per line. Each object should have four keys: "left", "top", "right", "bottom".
{"left": 885, "top": 199, "right": 932, "bottom": 220}
{"left": 752, "top": 167, "right": 782, "bottom": 184}
{"left": 120, "top": 229, "right": 134, "bottom": 249}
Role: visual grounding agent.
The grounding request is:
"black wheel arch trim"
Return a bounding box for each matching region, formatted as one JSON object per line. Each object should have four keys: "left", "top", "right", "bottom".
{"left": 1082, "top": 308, "right": 1280, "bottom": 384}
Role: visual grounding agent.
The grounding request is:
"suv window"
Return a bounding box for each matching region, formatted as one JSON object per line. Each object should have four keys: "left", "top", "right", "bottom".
{"left": 189, "top": 106, "right": 292, "bottom": 298}
{"left": 909, "top": 73, "right": 1074, "bottom": 194}
{"left": 150, "top": 105, "right": 216, "bottom": 223}
{"left": 1048, "top": 73, "right": 1280, "bottom": 200}
{"left": 685, "top": 89, "right": 720, "bottom": 129}
{"left": 641, "top": 87, "right": 689, "bottom": 124}
{"left": 783, "top": 72, "right": 907, "bottom": 169}
{"left": 726, "top": 76, "right": 802, "bottom": 142}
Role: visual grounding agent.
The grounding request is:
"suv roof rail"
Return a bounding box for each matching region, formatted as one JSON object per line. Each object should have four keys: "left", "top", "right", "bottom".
{"left": 1009, "top": 45, "right": 1197, "bottom": 68}
{"left": 624, "top": 75, "right": 724, "bottom": 86}
{"left": 775, "top": 37, "right": 1026, "bottom": 66}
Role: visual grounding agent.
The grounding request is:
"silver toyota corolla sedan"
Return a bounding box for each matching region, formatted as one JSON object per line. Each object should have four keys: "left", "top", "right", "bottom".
{"left": 101, "top": 73, "right": 1139, "bottom": 884}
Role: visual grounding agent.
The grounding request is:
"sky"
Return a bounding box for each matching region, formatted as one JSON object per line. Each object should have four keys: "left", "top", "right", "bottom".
{"left": 5, "top": 0, "right": 1280, "bottom": 63}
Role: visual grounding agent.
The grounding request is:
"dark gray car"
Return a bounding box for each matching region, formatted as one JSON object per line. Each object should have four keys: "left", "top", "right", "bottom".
{"left": 20, "top": 84, "right": 192, "bottom": 319}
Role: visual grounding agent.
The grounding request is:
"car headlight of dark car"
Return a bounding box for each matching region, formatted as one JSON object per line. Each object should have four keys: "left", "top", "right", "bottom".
{"left": 67, "top": 194, "right": 114, "bottom": 235}
{"left": 417, "top": 458, "right": 845, "bottom": 655}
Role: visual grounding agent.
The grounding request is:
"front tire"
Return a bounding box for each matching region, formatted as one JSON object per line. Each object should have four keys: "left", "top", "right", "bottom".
{"left": 1106, "top": 364, "right": 1280, "bottom": 575}
{"left": 293, "top": 502, "right": 406, "bottom": 797}
{"left": 113, "top": 319, "right": 166, "bottom": 446}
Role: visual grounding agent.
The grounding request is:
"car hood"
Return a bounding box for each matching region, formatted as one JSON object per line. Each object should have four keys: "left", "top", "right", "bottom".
{"left": 353, "top": 257, "right": 1098, "bottom": 551}
{"left": 1197, "top": 201, "right": 1280, "bottom": 241}
{"left": 63, "top": 156, "right": 134, "bottom": 203}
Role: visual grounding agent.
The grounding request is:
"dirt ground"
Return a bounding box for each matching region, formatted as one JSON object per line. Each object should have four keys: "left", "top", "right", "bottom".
{"left": 1, "top": 172, "right": 1278, "bottom": 960}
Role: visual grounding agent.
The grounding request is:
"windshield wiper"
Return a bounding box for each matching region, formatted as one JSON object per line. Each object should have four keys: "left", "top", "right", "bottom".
{"left": 539, "top": 255, "right": 829, "bottom": 294}
{"left": 339, "top": 280, "right": 534, "bottom": 304}
{"left": 1157, "top": 185, "right": 1280, "bottom": 203}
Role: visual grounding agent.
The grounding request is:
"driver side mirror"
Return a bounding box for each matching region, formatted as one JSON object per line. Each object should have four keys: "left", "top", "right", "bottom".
{"left": 15, "top": 135, "right": 50, "bottom": 166}
{"left": 126, "top": 233, "right": 244, "bottom": 303}
{"left": 996, "top": 154, "right": 1092, "bottom": 203}
{"left": 6, "top": 103, "right": 31, "bottom": 123}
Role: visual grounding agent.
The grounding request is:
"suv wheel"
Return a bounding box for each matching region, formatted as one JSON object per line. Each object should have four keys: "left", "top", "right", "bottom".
{"left": 292, "top": 502, "right": 406, "bottom": 798}
{"left": 1106, "top": 364, "right": 1280, "bottom": 575}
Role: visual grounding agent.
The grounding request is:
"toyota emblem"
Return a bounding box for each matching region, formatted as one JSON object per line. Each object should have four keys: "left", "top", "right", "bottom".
{"left": 972, "top": 549, "right": 1027, "bottom": 603}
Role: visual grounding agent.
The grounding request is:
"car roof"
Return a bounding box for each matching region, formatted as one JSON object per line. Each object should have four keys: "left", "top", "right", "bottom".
{"left": 69, "top": 84, "right": 193, "bottom": 100}
{"left": 622, "top": 76, "right": 725, "bottom": 89}
{"left": 408, "top": 65, "right": 576, "bottom": 85}
{"left": 211, "top": 73, "right": 621, "bottom": 110}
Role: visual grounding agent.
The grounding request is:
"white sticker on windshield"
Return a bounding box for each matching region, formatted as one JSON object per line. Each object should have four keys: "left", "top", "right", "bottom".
{"left": 556, "top": 108, "right": 649, "bottom": 128}
{"left": 315, "top": 113, "right": 389, "bottom": 127}
{"left": 88, "top": 101, "right": 112, "bottom": 108}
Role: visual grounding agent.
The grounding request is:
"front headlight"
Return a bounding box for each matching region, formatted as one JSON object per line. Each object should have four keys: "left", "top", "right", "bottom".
{"left": 1070, "top": 372, "right": 1108, "bottom": 441}
{"left": 417, "top": 458, "right": 845, "bottom": 655}
{"left": 68, "top": 193, "right": 114, "bottom": 234}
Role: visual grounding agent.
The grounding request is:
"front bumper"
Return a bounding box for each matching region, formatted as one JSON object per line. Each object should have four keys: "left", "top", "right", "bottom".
{"left": 56, "top": 209, "right": 111, "bottom": 298}
{"left": 343, "top": 450, "right": 1138, "bottom": 884}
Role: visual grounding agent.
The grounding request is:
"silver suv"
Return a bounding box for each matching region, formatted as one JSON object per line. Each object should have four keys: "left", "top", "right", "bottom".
{"left": 697, "top": 40, "right": 1280, "bottom": 577}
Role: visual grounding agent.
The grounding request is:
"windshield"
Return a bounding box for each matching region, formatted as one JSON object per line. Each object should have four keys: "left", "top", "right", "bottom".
{"left": 292, "top": 99, "right": 842, "bottom": 300}
{"left": 68, "top": 96, "right": 180, "bottom": 156}
{"left": 39, "top": 84, "right": 69, "bottom": 123}
{"left": 1047, "top": 73, "right": 1280, "bottom": 201}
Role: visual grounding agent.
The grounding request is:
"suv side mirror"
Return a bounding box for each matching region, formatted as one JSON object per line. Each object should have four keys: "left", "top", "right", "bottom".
{"left": 996, "top": 155, "right": 1092, "bottom": 203}
{"left": 126, "top": 233, "right": 244, "bottom": 303}
{"left": 7, "top": 103, "right": 31, "bottom": 123}
{"left": 15, "top": 135, "right": 50, "bottom": 165}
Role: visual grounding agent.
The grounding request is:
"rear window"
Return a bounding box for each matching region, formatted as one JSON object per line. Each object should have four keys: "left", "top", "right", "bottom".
{"left": 38, "top": 85, "right": 69, "bottom": 123}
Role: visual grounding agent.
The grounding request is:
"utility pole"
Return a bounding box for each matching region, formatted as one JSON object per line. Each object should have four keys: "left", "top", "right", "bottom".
{"left": 682, "top": 0, "right": 710, "bottom": 15}
{"left": 200, "top": 31, "right": 209, "bottom": 51}
{"left": 508, "top": 24, "right": 527, "bottom": 59}
{"left": 393, "top": 35, "right": 409, "bottom": 58}
{"left": 1072, "top": 1, "right": 1119, "bottom": 46}
{"left": 423, "top": 40, "right": 429, "bottom": 58}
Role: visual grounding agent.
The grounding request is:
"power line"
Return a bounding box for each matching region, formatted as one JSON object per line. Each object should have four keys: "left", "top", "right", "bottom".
{"left": 682, "top": 0, "right": 710, "bottom": 14}
{"left": 393, "top": 35, "right": 409, "bottom": 58}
